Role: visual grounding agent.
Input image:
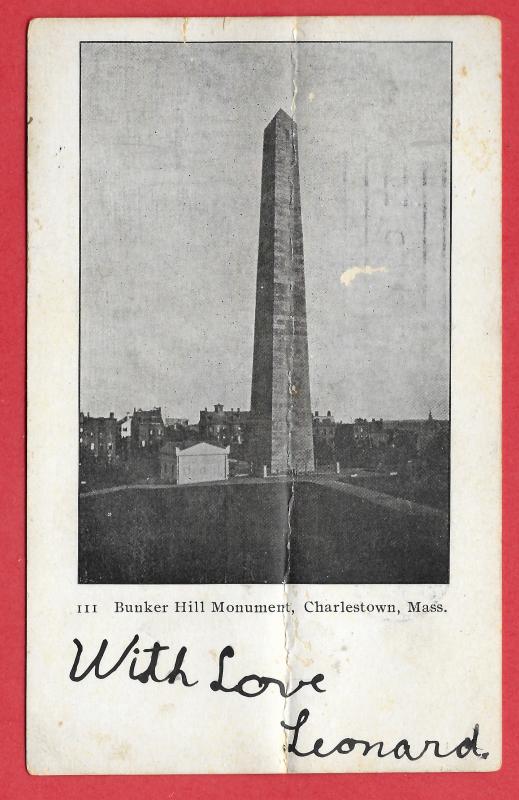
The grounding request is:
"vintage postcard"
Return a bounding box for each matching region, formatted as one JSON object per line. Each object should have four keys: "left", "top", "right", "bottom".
{"left": 27, "top": 16, "right": 501, "bottom": 773}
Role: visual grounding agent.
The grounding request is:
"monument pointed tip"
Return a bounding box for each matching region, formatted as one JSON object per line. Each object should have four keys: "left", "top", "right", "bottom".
{"left": 266, "top": 108, "right": 296, "bottom": 133}
{"left": 274, "top": 108, "right": 293, "bottom": 122}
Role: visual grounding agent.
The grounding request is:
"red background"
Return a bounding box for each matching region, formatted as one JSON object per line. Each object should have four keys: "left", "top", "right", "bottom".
{"left": 1, "top": 2, "right": 516, "bottom": 797}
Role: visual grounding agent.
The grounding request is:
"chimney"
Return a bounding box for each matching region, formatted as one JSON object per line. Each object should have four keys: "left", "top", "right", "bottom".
{"left": 109, "top": 412, "right": 114, "bottom": 419}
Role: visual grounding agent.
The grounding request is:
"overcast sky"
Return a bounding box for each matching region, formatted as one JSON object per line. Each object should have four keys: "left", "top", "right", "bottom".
{"left": 81, "top": 41, "right": 451, "bottom": 423}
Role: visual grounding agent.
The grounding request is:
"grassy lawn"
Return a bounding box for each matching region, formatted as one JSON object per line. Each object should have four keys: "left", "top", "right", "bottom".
{"left": 79, "top": 480, "right": 449, "bottom": 584}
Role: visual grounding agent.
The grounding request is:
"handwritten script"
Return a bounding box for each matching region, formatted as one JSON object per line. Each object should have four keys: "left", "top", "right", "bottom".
{"left": 70, "top": 636, "right": 489, "bottom": 761}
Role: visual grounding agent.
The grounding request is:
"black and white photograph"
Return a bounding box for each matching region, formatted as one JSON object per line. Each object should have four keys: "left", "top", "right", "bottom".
{"left": 78, "top": 40, "right": 451, "bottom": 585}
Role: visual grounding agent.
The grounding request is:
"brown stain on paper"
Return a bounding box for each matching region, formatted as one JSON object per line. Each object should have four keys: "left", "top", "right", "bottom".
{"left": 453, "top": 118, "right": 495, "bottom": 172}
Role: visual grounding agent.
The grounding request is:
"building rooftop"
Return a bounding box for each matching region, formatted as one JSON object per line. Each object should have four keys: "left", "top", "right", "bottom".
{"left": 178, "top": 442, "right": 229, "bottom": 456}
{"left": 133, "top": 407, "right": 163, "bottom": 422}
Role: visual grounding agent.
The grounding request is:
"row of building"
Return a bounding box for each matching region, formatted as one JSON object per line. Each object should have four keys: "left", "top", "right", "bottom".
{"left": 313, "top": 409, "right": 447, "bottom": 459}
{"left": 80, "top": 403, "right": 447, "bottom": 474}
{"left": 79, "top": 404, "right": 251, "bottom": 487}
{"left": 79, "top": 404, "right": 249, "bottom": 463}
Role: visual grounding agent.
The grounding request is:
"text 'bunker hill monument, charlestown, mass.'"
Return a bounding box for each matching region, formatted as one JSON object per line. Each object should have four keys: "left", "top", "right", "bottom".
{"left": 249, "top": 109, "right": 315, "bottom": 476}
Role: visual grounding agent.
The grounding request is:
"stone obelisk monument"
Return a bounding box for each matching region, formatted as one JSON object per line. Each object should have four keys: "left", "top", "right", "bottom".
{"left": 250, "top": 109, "right": 314, "bottom": 475}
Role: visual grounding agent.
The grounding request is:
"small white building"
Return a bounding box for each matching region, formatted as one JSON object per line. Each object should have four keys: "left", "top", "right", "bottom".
{"left": 160, "top": 441, "right": 230, "bottom": 484}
